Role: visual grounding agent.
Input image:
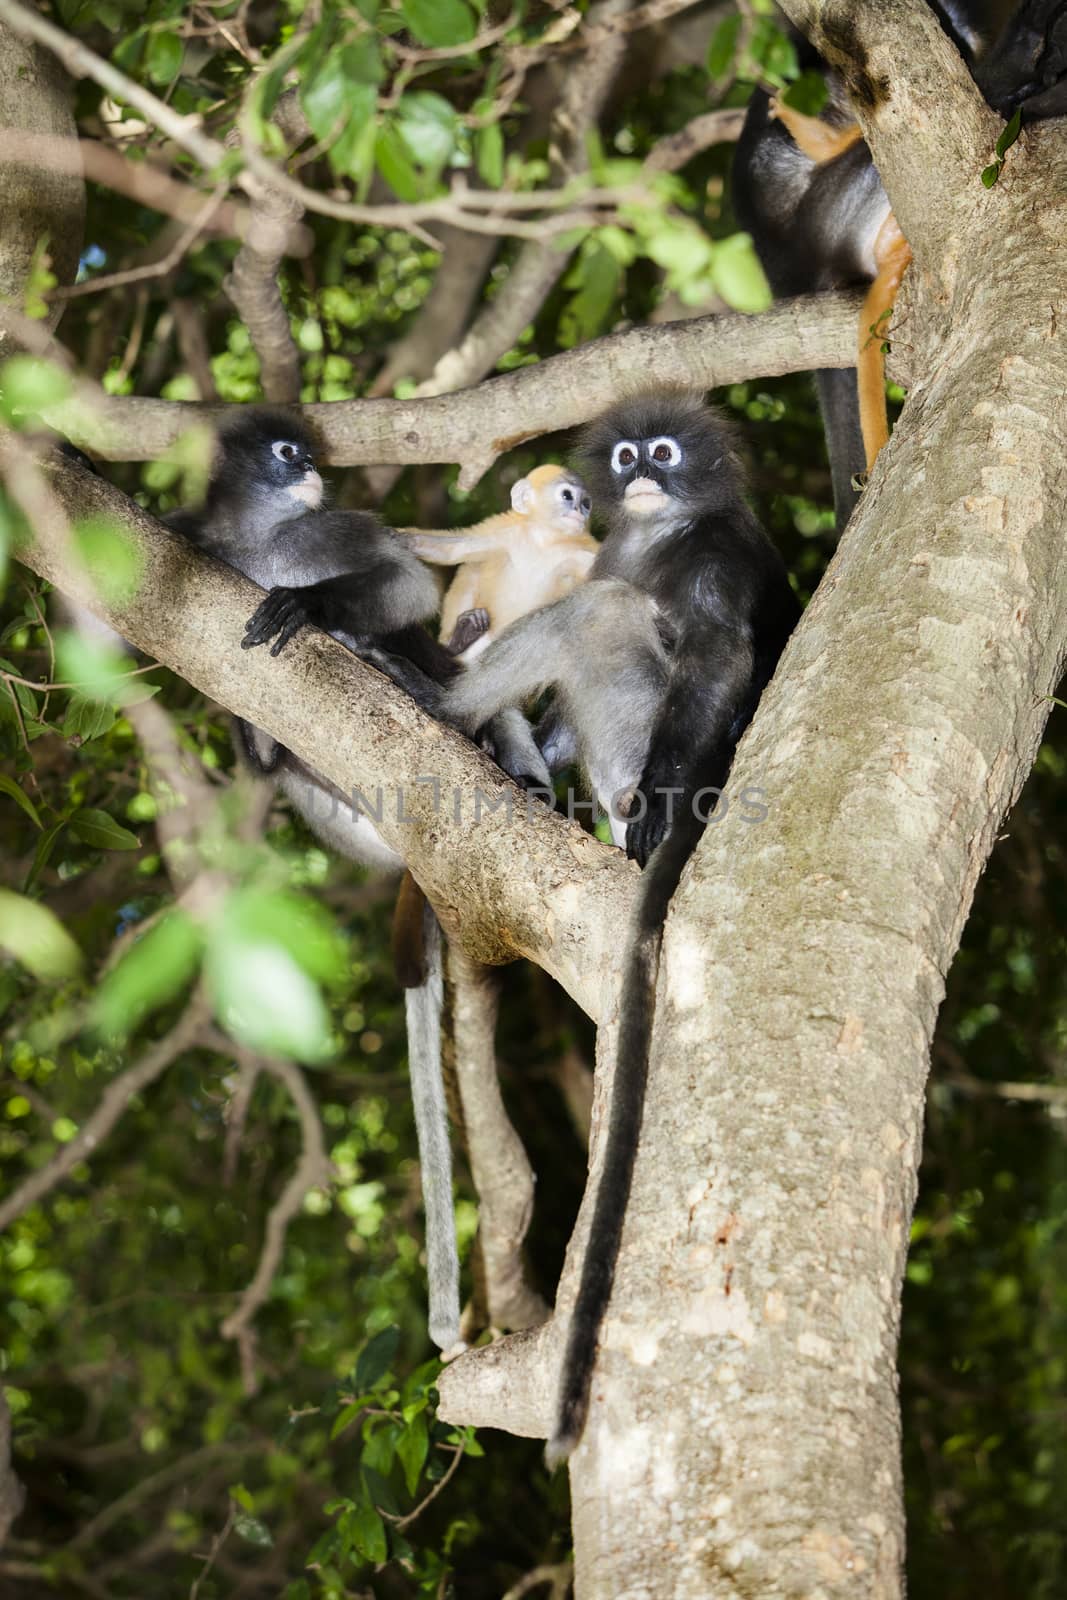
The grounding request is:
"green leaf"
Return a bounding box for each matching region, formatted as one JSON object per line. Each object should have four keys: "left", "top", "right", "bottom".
{"left": 981, "top": 161, "right": 1001, "bottom": 188}
{"left": 229, "top": 1484, "right": 255, "bottom": 1513}
{"left": 780, "top": 70, "right": 829, "bottom": 116}
{"left": 397, "top": 1411, "right": 429, "bottom": 1496}
{"left": 54, "top": 633, "right": 130, "bottom": 703}
{"left": 376, "top": 122, "right": 422, "bottom": 202}
{"left": 24, "top": 818, "right": 65, "bottom": 892}
{"left": 401, "top": 0, "right": 475, "bottom": 49}
{"left": 707, "top": 13, "right": 741, "bottom": 78}
{"left": 146, "top": 31, "right": 183, "bottom": 85}
{"left": 995, "top": 105, "right": 1023, "bottom": 160}
{"left": 221, "top": 887, "right": 348, "bottom": 986}
{"left": 0, "top": 356, "right": 73, "bottom": 423}
{"left": 62, "top": 696, "right": 117, "bottom": 742}
{"left": 476, "top": 122, "right": 504, "bottom": 188}
{"left": 73, "top": 516, "right": 144, "bottom": 607}
{"left": 559, "top": 241, "right": 621, "bottom": 348}
{"left": 92, "top": 910, "right": 203, "bottom": 1040}
{"left": 205, "top": 935, "right": 335, "bottom": 1064}
{"left": 342, "top": 1503, "right": 387, "bottom": 1564}
{"left": 330, "top": 1402, "right": 364, "bottom": 1441}
{"left": 0, "top": 773, "right": 42, "bottom": 829}
{"left": 234, "top": 1513, "right": 273, "bottom": 1548}
{"left": 70, "top": 808, "right": 140, "bottom": 851}
{"left": 355, "top": 1325, "right": 400, "bottom": 1391}
{"left": 394, "top": 93, "right": 458, "bottom": 178}
{"left": 0, "top": 889, "right": 82, "bottom": 982}
{"left": 301, "top": 37, "right": 382, "bottom": 182}
{"left": 711, "top": 233, "right": 773, "bottom": 313}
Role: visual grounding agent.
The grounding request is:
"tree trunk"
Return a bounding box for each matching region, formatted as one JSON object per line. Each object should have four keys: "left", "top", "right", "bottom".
{"left": 563, "top": 119, "right": 1067, "bottom": 1599}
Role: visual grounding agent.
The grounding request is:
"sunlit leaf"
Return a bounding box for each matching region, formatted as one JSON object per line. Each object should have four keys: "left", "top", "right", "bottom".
{"left": 146, "top": 31, "right": 183, "bottom": 85}
{"left": 92, "top": 910, "right": 202, "bottom": 1039}
{"left": 0, "top": 356, "right": 73, "bottom": 423}
{"left": 0, "top": 888, "right": 82, "bottom": 981}
{"left": 401, "top": 0, "right": 475, "bottom": 48}
{"left": 711, "top": 233, "right": 773, "bottom": 313}
{"left": 205, "top": 937, "right": 335, "bottom": 1063}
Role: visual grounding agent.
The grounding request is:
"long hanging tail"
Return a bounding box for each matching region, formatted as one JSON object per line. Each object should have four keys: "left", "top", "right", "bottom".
{"left": 545, "top": 799, "right": 704, "bottom": 1465}
{"left": 403, "top": 901, "right": 463, "bottom": 1355}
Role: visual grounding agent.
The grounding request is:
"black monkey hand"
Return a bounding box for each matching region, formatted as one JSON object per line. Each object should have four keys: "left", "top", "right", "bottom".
{"left": 626, "top": 795, "right": 668, "bottom": 867}
{"left": 625, "top": 762, "right": 686, "bottom": 866}
{"left": 243, "top": 587, "right": 311, "bottom": 656}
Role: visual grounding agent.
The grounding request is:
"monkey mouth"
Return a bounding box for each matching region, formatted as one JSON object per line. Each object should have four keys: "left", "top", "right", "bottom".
{"left": 287, "top": 471, "right": 324, "bottom": 508}
{"left": 623, "top": 477, "right": 670, "bottom": 512}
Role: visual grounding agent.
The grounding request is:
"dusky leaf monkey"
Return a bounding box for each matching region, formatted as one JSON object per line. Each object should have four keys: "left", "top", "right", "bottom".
{"left": 731, "top": 0, "right": 1067, "bottom": 531}
{"left": 443, "top": 390, "right": 800, "bottom": 1457}
{"left": 403, "top": 464, "right": 597, "bottom": 657}
{"left": 167, "top": 409, "right": 547, "bottom": 1357}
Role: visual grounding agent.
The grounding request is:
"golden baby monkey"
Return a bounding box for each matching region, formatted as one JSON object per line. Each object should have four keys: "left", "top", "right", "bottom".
{"left": 404, "top": 464, "right": 598, "bottom": 657}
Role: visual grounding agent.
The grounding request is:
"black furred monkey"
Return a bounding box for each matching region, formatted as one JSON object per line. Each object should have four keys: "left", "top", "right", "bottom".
{"left": 444, "top": 391, "right": 800, "bottom": 1457}
{"left": 732, "top": 0, "right": 1067, "bottom": 533}
{"left": 168, "top": 409, "right": 547, "bottom": 1356}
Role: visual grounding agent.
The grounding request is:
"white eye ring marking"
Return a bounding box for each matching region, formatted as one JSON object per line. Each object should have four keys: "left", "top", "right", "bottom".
{"left": 611, "top": 441, "right": 639, "bottom": 473}
{"left": 272, "top": 440, "right": 300, "bottom": 463}
{"left": 649, "top": 436, "right": 681, "bottom": 466}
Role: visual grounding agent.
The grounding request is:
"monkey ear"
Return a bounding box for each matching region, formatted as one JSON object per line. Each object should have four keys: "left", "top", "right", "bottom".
{"left": 510, "top": 477, "right": 535, "bottom": 514}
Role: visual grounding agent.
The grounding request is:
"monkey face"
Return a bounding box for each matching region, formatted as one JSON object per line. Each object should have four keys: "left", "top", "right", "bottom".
{"left": 577, "top": 390, "right": 743, "bottom": 521}
{"left": 553, "top": 475, "right": 592, "bottom": 525}
{"left": 211, "top": 409, "right": 324, "bottom": 512}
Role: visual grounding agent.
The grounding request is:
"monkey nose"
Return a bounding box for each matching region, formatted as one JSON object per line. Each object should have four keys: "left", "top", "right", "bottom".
{"left": 624, "top": 476, "right": 668, "bottom": 508}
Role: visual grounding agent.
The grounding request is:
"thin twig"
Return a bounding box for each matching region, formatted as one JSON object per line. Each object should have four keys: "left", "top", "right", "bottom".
{"left": 188, "top": 1502, "right": 237, "bottom": 1600}
{"left": 219, "top": 1052, "right": 332, "bottom": 1391}
{"left": 383, "top": 1441, "right": 467, "bottom": 1531}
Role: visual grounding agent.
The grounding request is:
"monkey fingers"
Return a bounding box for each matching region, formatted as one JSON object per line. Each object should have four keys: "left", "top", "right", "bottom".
{"left": 626, "top": 788, "right": 671, "bottom": 867}
{"left": 446, "top": 608, "right": 491, "bottom": 655}
{"left": 242, "top": 586, "right": 311, "bottom": 655}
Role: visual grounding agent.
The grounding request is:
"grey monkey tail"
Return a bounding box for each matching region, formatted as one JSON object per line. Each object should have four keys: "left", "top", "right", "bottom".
{"left": 404, "top": 901, "right": 463, "bottom": 1355}
{"left": 545, "top": 794, "right": 705, "bottom": 1467}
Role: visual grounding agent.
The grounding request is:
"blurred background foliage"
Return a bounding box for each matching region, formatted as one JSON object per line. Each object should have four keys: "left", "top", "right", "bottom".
{"left": 0, "top": 0, "right": 1064, "bottom": 1595}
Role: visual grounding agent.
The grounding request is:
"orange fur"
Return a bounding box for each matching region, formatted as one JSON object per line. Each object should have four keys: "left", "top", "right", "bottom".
{"left": 770, "top": 97, "right": 863, "bottom": 164}
{"left": 858, "top": 216, "right": 912, "bottom": 470}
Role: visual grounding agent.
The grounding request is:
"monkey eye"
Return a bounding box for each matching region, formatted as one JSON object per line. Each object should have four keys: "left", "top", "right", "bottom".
{"left": 579, "top": 494, "right": 591, "bottom": 515}
{"left": 611, "top": 441, "right": 638, "bottom": 473}
{"left": 649, "top": 437, "right": 681, "bottom": 466}
{"left": 272, "top": 440, "right": 301, "bottom": 464}
{"left": 560, "top": 487, "right": 574, "bottom": 504}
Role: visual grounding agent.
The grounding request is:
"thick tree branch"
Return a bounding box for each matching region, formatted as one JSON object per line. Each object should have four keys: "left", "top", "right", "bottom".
{"left": 41, "top": 291, "right": 862, "bottom": 482}
{"left": 224, "top": 171, "right": 304, "bottom": 403}
{"left": 16, "top": 460, "right": 634, "bottom": 1022}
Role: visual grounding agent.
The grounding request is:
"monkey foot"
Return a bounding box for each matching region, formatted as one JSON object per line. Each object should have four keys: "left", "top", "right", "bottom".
{"left": 447, "top": 607, "right": 491, "bottom": 654}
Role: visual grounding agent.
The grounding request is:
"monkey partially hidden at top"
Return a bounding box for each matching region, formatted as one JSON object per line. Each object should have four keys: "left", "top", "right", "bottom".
{"left": 165, "top": 409, "right": 549, "bottom": 1360}
{"left": 732, "top": 0, "right": 1067, "bottom": 532}
{"left": 444, "top": 390, "right": 800, "bottom": 1459}
{"left": 402, "top": 464, "right": 597, "bottom": 657}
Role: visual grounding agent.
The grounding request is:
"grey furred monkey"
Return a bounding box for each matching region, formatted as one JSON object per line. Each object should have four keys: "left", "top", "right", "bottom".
{"left": 444, "top": 391, "right": 799, "bottom": 1458}
{"left": 167, "top": 408, "right": 544, "bottom": 1356}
